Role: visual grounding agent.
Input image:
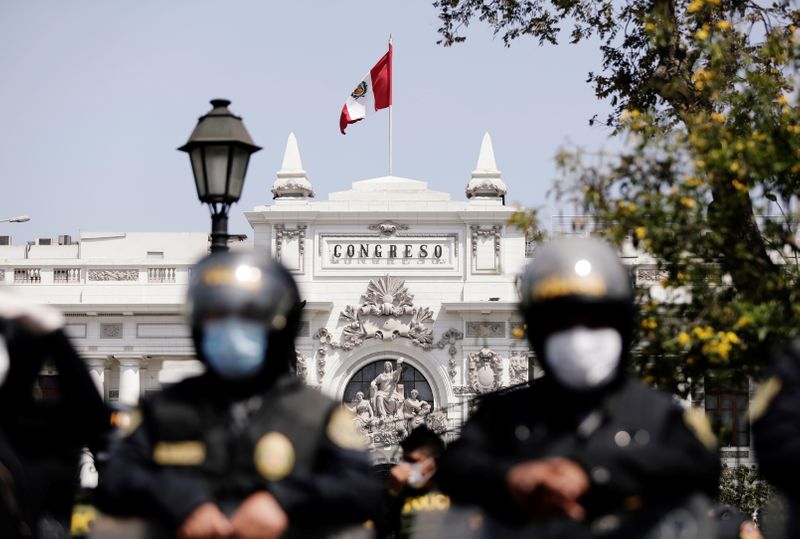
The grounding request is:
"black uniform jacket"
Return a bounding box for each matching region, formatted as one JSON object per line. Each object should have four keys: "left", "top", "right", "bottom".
{"left": 439, "top": 376, "right": 720, "bottom": 526}
{"left": 0, "top": 321, "right": 110, "bottom": 536}
{"left": 752, "top": 339, "right": 800, "bottom": 538}
{"left": 97, "top": 373, "right": 381, "bottom": 531}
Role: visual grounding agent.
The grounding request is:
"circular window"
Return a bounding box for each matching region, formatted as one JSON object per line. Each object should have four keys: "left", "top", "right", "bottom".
{"left": 342, "top": 359, "right": 434, "bottom": 407}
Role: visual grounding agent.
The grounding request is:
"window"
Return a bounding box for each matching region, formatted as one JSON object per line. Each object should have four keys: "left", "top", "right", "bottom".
{"left": 705, "top": 387, "right": 749, "bottom": 447}
{"left": 343, "top": 360, "right": 433, "bottom": 406}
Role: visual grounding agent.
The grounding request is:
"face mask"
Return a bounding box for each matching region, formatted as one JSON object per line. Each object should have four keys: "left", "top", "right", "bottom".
{"left": 201, "top": 318, "right": 268, "bottom": 380}
{"left": 544, "top": 326, "right": 622, "bottom": 390}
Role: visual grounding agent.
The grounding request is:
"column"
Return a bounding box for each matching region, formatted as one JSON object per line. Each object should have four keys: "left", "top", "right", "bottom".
{"left": 84, "top": 356, "right": 108, "bottom": 399}
{"left": 116, "top": 357, "right": 141, "bottom": 406}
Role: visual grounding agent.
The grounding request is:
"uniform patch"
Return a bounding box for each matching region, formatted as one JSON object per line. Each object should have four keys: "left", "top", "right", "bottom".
{"left": 110, "top": 409, "right": 142, "bottom": 437}
{"left": 326, "top": 406, "right": 367, "bottom": 451}
{"left": 683, "top": 408, "right": 717, "bottom": 450}
{"left": 153, "top": 441, "right": 206, "bottom": 466}
{"left": 254, "top": 432, "right": 296, "bottom": 481}
{"left": 749, "top": 376, "right": 783, "bottom": 422}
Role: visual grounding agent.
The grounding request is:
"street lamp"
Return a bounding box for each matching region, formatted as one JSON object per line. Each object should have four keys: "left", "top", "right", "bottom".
{"left": 179, "top": 99, "right": 261, "bottom": 252}
{"left": 0, "top": 215, "right": 31, "bottom": 223}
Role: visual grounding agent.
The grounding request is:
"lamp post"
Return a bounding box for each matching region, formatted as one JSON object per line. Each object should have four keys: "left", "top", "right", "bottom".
{"left": 0, "top": 216, "right": 31, "bottom": 223}
{"left": 179, "top": 99, "right": 261, "bottom": 253}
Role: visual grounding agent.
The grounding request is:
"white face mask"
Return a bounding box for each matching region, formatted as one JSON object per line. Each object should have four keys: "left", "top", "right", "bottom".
{"left": 544, "top": 326, "right": 622, "bottom": 390}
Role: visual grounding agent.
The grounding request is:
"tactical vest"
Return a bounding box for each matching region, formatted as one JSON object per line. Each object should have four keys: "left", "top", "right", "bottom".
{"left": 141, "top": 376, "right": 335, "bottom": 504}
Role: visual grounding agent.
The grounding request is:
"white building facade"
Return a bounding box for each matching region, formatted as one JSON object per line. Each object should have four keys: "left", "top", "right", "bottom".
{"left": 0, "top": 133, "right": 753, "bottom": 466}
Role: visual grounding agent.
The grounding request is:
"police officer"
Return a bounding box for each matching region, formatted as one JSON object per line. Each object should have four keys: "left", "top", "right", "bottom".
{"left": 752, "top": 339, "right": 800, "bottom": 538}
{"left": 0, "top": 289, "right": 111, "bottom": 538}
{"left": 438, "top": 237, "right": 720, "bottom": 537}
{"left": 96, "top": 251, "right": 381, "bottom": 538}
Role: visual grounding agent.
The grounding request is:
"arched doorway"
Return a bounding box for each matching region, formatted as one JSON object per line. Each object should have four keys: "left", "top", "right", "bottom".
{"left": 342, "top": 359, "right": 436, "bottom": 451}
{"left": 342, "top": 359, "right": 434, "bottom": 406}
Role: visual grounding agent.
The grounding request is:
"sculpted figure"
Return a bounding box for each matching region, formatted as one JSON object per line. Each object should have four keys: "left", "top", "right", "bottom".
{"left": 350, "top": 392, "right": 376, "bottom": 433}
{"left": 402, "top": 389, "right": 423, "bottom": 433}
{"left": 370, "top": 359, "right": 404, "bottom": 419}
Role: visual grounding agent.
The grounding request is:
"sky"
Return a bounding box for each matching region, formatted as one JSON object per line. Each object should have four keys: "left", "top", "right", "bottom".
{"left": 0, "top": 1, "right": 619, "bottom": 243}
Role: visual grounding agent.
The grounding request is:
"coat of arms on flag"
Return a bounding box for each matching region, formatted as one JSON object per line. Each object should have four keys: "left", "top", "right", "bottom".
{"left": 340, "top": 44, "right": 392, "bottom": 134}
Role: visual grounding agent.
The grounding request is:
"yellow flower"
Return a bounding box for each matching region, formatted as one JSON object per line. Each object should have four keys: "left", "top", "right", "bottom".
{"left": 635, "top": 227, "right": 647, "bottom": 240}
{"left": 678, "top": 332, "right": 691, "bottom": 346}
{"left": 630, "top": 109, "right": 640, "bottom": 118}
{"left": 680, "top": 197, "right": 697, "bottom": 208}
{"left": 695, "top": 27, "right": 709, "bottom": 41}
{"left": 778, "top": 94, "right": 789, "bottom": 105}
{"left": 685, "top": 176, "right": 703, "bottom": 187}
{"left": 725, "top": 331, "right": 741, "bottom": 345}
{"left": 711, "top": 112, "right": 726, "bottom": 123}
{"left": 735, "top": 316, "right": 752, "bottom": 328}
{"left": 692, "top": 326, "right": 714, "bottom": 340}
{"left": 645, "top": 22, "right": 656, "bottom": 31}
{"left": 731, "top": 179, "right": 747, "bottom": 192}
{"left": 646, "top": 318, "right": 658, "bottom": 329}
{"left": 688, "top": 0, "right": 704, "bottom": 13}
{"left": 792, "top": 163, "right": 800, "bottom": 174}
{"left": 729, "top": 161, "right": 741, "bottom": 173}
{"left": 716, "top": 20, "right": 731, "bottom": 30}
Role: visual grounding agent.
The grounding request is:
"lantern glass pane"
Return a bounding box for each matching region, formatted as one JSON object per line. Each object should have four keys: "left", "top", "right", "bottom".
{"left": 227, "top": 147, "right": 250, "bottom": 201}
{"left": 190, "top": 148, "right": 206, "bottom": 198}
{"left": 203, "top": 145, "right": 230, "bottom": 199}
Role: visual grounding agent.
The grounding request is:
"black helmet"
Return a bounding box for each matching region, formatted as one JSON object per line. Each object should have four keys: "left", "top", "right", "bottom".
{"left": 187, "top": 251, "right": 301, "bottom": 385}
{"left": 518, "top": 237, "right": 635, "bottom": 379}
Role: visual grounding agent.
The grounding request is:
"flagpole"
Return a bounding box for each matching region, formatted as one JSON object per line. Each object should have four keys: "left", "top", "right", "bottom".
{"left": 388, "top": 35, "right": 393, "bottom": 176}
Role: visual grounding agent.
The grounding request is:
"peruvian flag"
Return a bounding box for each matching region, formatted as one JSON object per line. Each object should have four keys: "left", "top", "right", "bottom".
{"left": 339, "top": 44, "right": 393, "bottom": 134}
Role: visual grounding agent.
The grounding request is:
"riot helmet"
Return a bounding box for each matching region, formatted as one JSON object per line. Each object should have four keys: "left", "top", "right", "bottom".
{"left": 518, "top": 237, "right": 634, "bottom": 391}
{"left": 187, "top": 251, "right": 301, "bottom": 386}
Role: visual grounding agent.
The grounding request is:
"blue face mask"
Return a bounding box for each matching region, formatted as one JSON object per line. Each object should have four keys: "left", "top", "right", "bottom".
{"left": 201, "top": 317, "right": 268, "bottom": 380}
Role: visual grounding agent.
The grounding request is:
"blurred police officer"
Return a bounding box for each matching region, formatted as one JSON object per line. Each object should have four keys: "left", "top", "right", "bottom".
{"left": 752, "top": 339, "right": 800, "bottom": 538}
{"left": 438, "top": 237, "right": 720, "bottom": 537}
{"left": 0, "top": 290, "right": 111, "bottom": 538}
{"left": 96, "top": 251, "right": 380, "bottom": 538}
{"left": 381, "top": 426, "right": 448, "bottom": 538}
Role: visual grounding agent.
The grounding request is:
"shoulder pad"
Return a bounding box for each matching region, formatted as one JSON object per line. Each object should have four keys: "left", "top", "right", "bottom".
{"left": 749, "top": 376, "right": 782, "bottom": 423}
{"left": 326, "top": 406, "right": 367, "bottom": 451}
{"left": 683, "top": 407, "right": 717, "bottom": 451}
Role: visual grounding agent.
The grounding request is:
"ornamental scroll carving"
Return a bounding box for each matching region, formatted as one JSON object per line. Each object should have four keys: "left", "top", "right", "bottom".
{"left": 470, "top": 225, "right": 502, "bottom": 255}
{"left": 295, "top": 352, "right": 307, "bottom": 382}
{"left": 88, "top": 269, "right": 138, "bottom": 282}
{"left": 509, "top": 350, "right": 530, "bottom": 385}
{"left": 468, "top": 347, "right": 503, "bottom": 394}
{"left": 275, "top": 225, "right": 307, "bottom": 259}
{"left": 367, "top": 221, "right": 409, "bottom": 236}
{"left": 314, "top": 276, "right": 435, "bottom": 354}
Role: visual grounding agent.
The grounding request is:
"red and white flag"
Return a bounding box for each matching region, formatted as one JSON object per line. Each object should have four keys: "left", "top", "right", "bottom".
{"left": 339, "top": 44, "right": 392, "bottom": 134}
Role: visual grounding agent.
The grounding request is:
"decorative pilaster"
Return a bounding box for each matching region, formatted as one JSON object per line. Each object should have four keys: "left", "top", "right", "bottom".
{"left": 84, "top": 356, "right": 109, "bottom": 399}
{"left": 116, "top": 356, "right": 141, "bottom": 406}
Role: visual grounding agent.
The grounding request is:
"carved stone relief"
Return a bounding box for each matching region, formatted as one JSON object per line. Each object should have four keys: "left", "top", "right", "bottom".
{"left": 275, "top": 224, "right": 307, "bottom": 273}
{"left": 509, "top": 350, "right": 530, "bottom": 385}
{"left": 88, "top": 269, "right": 138, "bottom": 282}
{"left": 344, "top": 359, "right": 447, "bottom": 448}
{"left": 295, "top": 352, "right": 307, "bottom": 382}
{"left": 314, "top": 276, "right": 435, "bottom": 354}
{"left": 470, "top": 225, "right": 502, "bottom": 274}
{"left": 367, "top": 221, "right": 409, "bottom": 236}
{"left": 636, "top": 266, "right": 669, "bottom": 284}
{"left": 468, "top": 347, "right": 503, "bottom": 394}
{"left": 466, "top": 321, "right": 506, "bottom": 338}
{"left": 100, "top": 323, "right": 123, "bottom": 339}
{"left": 0, "top": 270, "right": 5, "bottom": 282}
